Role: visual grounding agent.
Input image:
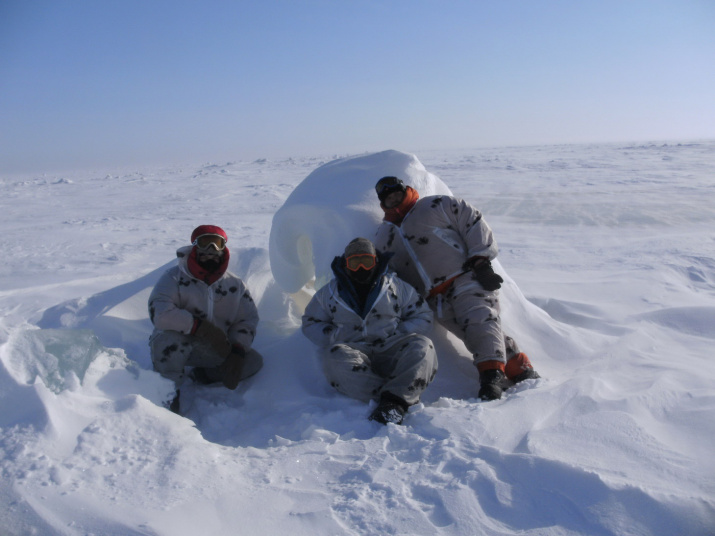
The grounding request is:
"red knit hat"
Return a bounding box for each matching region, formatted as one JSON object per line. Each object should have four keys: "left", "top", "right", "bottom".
{"left": 191, "top": 225, "right": 228, "bottom": 244}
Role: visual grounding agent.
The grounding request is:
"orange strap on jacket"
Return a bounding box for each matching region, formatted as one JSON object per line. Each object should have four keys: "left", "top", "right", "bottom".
{"left": 427, "top": 271, "right": 468, "bottom": 298}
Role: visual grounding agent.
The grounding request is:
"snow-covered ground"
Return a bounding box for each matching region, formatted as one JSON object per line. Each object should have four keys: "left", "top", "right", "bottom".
{"left": 1, "top": 142, "right": 714, "bottom": 535}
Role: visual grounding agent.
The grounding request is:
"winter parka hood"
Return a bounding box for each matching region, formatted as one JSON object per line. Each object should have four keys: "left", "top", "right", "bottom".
{"left": 330, "top": 251, "right": 393, "bottom": 318}
{"left": 302, "top": 256, "right": 433, "bottom": 353}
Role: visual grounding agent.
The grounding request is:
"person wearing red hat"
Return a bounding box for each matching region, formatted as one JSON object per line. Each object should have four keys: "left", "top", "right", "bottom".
{"left": 148, "top": 225, "right": 262, "bottom": 413}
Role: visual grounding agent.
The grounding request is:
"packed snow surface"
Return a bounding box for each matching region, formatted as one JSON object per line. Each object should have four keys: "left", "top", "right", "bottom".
{"left": 1, "top": 143, "right": 714, "bottom": 535}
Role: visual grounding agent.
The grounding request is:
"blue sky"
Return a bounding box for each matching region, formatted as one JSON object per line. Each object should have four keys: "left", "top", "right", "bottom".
{"left": 1, "top": 0, "right": 714, "bottom": 173}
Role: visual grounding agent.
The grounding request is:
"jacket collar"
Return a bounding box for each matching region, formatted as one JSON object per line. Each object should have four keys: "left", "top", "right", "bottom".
{"left": 331, "top": 252, "right": 393, "bottom": 317}
{"left": 177, "top": 245, "right": 231, "bottom": 285}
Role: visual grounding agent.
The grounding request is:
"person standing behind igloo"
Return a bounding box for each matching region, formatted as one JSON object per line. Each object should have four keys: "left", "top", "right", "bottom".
{"left": 373, "top": 177, "right": 540, "bottom": 401}
{"left": 302, "top": 238, "right": 437, "bottom": 425}
{"left": 148, "top": 225, "right": 263, "bottom": 414}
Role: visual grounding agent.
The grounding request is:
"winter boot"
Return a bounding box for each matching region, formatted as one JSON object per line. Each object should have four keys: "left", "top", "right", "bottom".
{"left": 512, "top": 369, "right": 540, "bottom": 383}
{"left": 188, "top": 367, "right": 221, "bottom": 385}
{"left": 478, "top": 369, "right": 508, "bottom": 401}
{"left": 369, "top": 392, "right": 409, "bottom": 425}
{"left": 165, "top": 389, "right": 180, "bottom": 414}
{"left": 505, "top": 353, "right": 540, "bottom": 384}
{"left": 219, "top": 349, "right": 246, "bottom": 390}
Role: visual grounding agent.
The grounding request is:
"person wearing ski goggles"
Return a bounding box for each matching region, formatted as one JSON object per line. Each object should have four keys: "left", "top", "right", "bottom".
{"left": 301, "top": 237, "right": 437, "bottom": 426}
{"left": 375, "top": 176, "right": 408, "bottom": 210}
{"left": 345, "top": 253, "right": 377, "bottom": 272}
{"left": 148, "top": 224, "right": 263, "bottom": 414}
{"left": 193, "top": 233, "right": 227, "bottom": 251}
{"left": 373, "top": 176, "right": 540, "bottom": 402}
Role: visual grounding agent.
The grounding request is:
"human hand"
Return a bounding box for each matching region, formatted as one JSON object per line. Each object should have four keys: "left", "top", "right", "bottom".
{"left": 468, "top": 258, "right": 503, "bottom": 291}
{"left": 193, "top": 320, "right": 232, "bottom": 356}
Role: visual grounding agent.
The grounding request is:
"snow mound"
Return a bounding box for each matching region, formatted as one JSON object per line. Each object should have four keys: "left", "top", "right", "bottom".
{"left": 268, "top": 150, "right": 451, "bottom": 293}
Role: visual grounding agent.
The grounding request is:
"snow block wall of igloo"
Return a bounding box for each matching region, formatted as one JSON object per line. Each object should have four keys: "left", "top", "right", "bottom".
{"left": 269, "top": 150, "right": 452, "bottom": 293}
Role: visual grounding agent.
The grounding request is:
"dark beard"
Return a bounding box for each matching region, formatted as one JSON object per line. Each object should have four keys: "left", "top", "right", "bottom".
{"left": 197, "top": 257, "right": 222, "bottom": 272}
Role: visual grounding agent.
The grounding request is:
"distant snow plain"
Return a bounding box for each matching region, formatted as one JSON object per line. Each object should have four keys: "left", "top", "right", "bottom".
{"left": 1, "top": 141, "right": 713, "bottom": 535}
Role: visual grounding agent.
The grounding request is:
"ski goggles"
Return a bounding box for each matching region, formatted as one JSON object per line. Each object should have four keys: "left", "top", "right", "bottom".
{"left": 346, "top": 254, "right": 377, "bottom": 271}
{"left": 193, "top": 234, "right": 227, "bottom": 251}
{"left": 375, "top": 176, "right": 405, "bottom": 197}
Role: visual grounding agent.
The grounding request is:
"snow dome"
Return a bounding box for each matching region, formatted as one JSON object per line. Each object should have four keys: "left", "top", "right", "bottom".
{"left": 268, "top": 149, "right": 452, "bottom": 293}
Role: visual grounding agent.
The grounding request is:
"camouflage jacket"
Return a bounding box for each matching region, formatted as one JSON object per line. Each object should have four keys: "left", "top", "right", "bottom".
{"left": 375, "top": 195, "right": 498, "bottom": 296}
{"left": 148, "top": 246, "right": 258, "bottom": 350}
{"left": 302, "top": 269, "right": 433, "bottom": 352}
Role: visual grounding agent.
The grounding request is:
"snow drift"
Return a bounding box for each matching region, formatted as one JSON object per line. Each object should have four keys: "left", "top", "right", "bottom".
{"left": 1, "top": 142, "right": 714, "bottom": 535}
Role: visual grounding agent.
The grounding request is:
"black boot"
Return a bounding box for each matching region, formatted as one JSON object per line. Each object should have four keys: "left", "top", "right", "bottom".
{"left": 478, "top": 369, "right": 508, "bottom": 401}
{"left": 512, "top": 369, "right": 540, "bottom": 383}
{"left": 165, "top": 389, "right": 180, "bottom": 414}
{"left": 188, "top": 367, "right": 222, "bottom": 385}
{"left": 369, "top": 392, "right": 409, "bottom": 425}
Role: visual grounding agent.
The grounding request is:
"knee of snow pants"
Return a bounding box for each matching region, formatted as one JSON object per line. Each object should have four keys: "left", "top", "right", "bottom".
{"left": 430, "top": 283, "right": 507, "bottom": 365}
{"left": 149, "top": 330, "right": 225, "bottom": 387}
{"left": 320, "top": 334, "right": 437, "bottom": 406}
{"left": 319, "top": 344, "right": 385, "bottom": 404}
{"left": 240, "top": 348, "right": 264, "bottom": 380}
{"left": 379, "top": 333, "right": 438, "bottom": 405}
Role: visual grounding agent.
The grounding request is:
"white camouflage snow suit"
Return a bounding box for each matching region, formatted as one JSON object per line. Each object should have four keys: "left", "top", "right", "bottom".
{"left": 302, "top": 255, "right": 437, "bottom": 405}
{"left": 374, "top": 194, "right": 521, "bottom": 366}
{"left": 148, "top": 245, "right": 261, "bottom": 387}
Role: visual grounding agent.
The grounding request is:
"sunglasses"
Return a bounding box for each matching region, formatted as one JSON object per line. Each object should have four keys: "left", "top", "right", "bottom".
{"left": 346, "top": 254, "right": 377, "bottom": 271}
{"left": 375, "top": 177, "right": 404, "bottom": 196}
{"left": 193, "top": 234, "right": 226, "bottom": 251}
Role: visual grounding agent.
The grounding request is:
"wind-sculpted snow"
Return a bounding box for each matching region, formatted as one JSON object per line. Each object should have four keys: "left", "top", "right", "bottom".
{"left": 12, "top": 329, "right": 106, "bottom": 393}
{"left": 1, "top": 142, "right": 714, "bottom": 535}
{"left": 269, "top": 150, "right": 451, "bottom": 292}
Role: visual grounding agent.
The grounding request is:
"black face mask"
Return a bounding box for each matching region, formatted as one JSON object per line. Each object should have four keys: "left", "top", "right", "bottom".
{"left": 197, "top": 255, "right": 222, "bottom": 272}
{"left": 348, "top": 267, "right": 375, "bottom": 284}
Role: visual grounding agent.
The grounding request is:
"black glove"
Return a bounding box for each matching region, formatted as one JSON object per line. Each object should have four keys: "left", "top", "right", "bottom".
{"left": 193, "top": 320, "right": 232, "bottom": 356}
{"left": 219, "top": 345, "right": 246, "bottom": 390}
{"left": 468, "top": 258, "right": 503, "bottom": 291}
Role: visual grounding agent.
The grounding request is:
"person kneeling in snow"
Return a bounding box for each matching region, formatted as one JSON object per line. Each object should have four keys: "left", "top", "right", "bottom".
{"left": 302, "top": 237, "right": 437, "bottom": 425}
{"left": 148, "top": 225, "right": 263, "bottom": 414}
{"left": 373, "top": 176, "right": 540, "bottom": 401}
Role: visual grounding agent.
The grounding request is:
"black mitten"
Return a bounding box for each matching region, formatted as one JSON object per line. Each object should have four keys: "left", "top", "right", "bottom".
{"left": 470, "top": 259, "right": 503, "bottom": 291}
{"left": 219, "top": 345, "right": 246, "bottom": 390}
{"left": 193, "top": 320, "right": 231, "bottom": 356}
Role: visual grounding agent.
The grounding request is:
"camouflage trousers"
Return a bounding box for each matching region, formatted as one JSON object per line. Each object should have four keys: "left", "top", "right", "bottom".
{"left": 149, "top": 330, "right": 263, "bottom": 388}
{"left": 428, "top": 279, "right": 521, "bottom": 367}
{"left": 319, "top": 333, "right": 437, "bottom": 406}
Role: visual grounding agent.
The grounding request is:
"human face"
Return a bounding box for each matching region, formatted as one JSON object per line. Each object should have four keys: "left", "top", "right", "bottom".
{"left": 197, "top": 248, "right": 223, "bottom": 263}
{"left": 193, "top": 233, "right": 226, "bottom": 265}
{"left": 383, "top": 190, "right": 405, "bottom": 209}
